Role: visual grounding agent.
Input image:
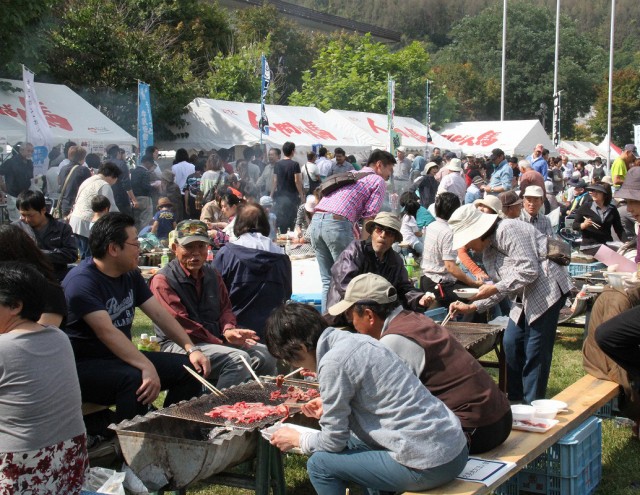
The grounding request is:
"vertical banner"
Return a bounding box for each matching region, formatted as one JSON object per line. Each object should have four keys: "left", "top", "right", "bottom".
{"left": 634, "top": 124, "right": 640, "bottom": 150}
{"left": 259, "top": 55, "right": 271, "bottom": 136}
{"left": 387, "top": 76, "right": 400, "bottom": 154}
{"left": 552, "top": 91, "right": 561, "bottom": 146}
{"left": 22, "top": 66, "right": 53, "bottom": 177}
{"left": 425, "top": 80, "right": 433, "bottom": 143}
{"left": 137, "top": 82, "right": 153, "bottom": 160}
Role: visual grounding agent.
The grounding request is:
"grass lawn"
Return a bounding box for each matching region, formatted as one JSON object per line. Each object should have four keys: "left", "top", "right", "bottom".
{"left": 129, "top": 314, "right": 640, "bottom": 495}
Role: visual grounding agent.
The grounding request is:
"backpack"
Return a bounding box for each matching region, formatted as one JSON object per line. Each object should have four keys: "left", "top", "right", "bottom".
{"left": 319, "top": 171, "right": 374, "bottom": 198}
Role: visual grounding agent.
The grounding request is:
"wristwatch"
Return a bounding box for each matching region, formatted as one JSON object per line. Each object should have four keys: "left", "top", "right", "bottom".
{"left": 186, "top": 345, "right": 203, "bottom": 356}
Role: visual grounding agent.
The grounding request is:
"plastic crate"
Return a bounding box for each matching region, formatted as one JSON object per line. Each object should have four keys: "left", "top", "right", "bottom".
{"left": 595, "top": 397, "right": 620, "bottom": 419}
{"left": 425, "top": 307, "right": 447, "bottom": 323}
{"left": 290, "top": 293, "right": 322, "bottom": 313}
{"left": 496, "top": 417, "right": 602, "bottom": 495}
{"left": 568, "top": 262, "right": 606, "bottom": 277}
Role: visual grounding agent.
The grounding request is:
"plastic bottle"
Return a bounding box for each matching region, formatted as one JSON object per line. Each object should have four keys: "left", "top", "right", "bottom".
{"left": 138, "top": 333, "right": 150, "bottom": 351}
{"left": 405, "top": 253, "right": 415, "bottom": 278}
{"left": 148, "top": 336, "right": 161, "bottom": 352}
{"left": 160, "top": 248, "right": 170, "bottom": 267}
{"left": 207, "top": 247, "right": 214, "bottom": 262}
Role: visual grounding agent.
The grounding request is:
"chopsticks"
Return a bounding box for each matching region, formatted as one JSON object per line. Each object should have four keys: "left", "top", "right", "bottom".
{"left": 284, "top": 367, "right": 304, "bottom": 379}
{"left": 591, "top": 221, "right": 601, "bottom": 230}
{"left": 440, "top": 310, "right": 454, "bottom": 326}
{"left": 239, "top": 355, "right": 265, "bottom": 388}
{"left": 182, "top": 365, "right": 227, "bottom": 398}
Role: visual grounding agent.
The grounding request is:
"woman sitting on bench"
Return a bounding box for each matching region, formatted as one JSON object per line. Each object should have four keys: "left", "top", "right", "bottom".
{"left": 266, "top": 303, "right": 468, "bottom": 494}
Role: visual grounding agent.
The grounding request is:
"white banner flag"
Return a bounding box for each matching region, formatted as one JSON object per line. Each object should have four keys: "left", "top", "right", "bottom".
{"left": 634, "top": 124, "right": 640, "bottom": 150}
{"left": 22, "top": 66, "right": 53, "bottom": 177}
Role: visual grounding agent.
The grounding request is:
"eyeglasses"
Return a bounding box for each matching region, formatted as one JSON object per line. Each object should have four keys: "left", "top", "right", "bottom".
{"left": 124, "top": 241, "right": 141, "bottom": 249}
{"left": 373, "top": 225, "right": 396, "bottom": 237}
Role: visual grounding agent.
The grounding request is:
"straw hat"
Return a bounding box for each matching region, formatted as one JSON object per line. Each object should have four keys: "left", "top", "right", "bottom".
{"left": 448, "top": 204, "right": 499, "bottom": 250}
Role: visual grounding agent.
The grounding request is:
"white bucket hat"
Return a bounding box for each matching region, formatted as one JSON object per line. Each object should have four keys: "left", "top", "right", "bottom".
{"left": 446, "top": 158, "right": 463, "bottom": 172}
{"left": 448, "top": 204, "right": 499, "bottom": 250}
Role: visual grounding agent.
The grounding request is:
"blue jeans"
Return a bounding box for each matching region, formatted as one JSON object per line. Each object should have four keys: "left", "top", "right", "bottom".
{"left": 307, "top": 437, "right": 468, "bottom": 495}
{"left": 76, "top": 235, "right": 91, "bottom": 260}
{"left": 504, "top": 295, "right": 567, "bottom": 404}
{"left": 309, "top": 213, "right": 354, "bottom": 312}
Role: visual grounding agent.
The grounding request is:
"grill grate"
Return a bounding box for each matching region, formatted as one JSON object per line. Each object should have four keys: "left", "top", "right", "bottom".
{"left": 156, "top": 381, "right": 317, "bottom": 430}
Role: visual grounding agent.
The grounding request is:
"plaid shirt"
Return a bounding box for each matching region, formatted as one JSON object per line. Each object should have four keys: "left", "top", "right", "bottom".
{"left": 520, "top": 211, "right": 555, "bottom": 237}
{"left": 315, "top": 167, "right": 386, "bottom": 223}
{"left": 473, "top": 219, "right": 572, "bottom": 324}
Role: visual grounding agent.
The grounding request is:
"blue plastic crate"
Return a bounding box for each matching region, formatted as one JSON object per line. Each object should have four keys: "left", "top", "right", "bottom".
{"left": 290, "top": 293, "right": 322, "bottom": 313}
{"left": 568, "top": 262, "right": 606, "bottom": 277}
{"left": 425, "top": 307, "right": 447, "bottom": 323}
{"left": 496, "top": 417, "right": 602, "bottom": 495}
{"left": 595, "top": 396, "right": 621, "bottom": 419}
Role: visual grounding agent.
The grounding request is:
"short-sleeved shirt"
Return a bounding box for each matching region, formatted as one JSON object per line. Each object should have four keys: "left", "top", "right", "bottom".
{"left": 153, "top": 209, "right": 175, "bottom": 239}
{"left": 610, "top": 157, "right": 627, "bottom": 189}
{"left": 273, "top": 158, "right": 301, "bottom": 196}
{"left": 420, "top": 218, "right": 456, "bottom": 283}
{"left": 62, "top": 258, "right": 152, "bottom": 358}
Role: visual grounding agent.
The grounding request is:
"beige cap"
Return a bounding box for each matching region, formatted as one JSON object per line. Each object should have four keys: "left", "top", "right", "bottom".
{"left": 523, "top": 185, "right": 544, "bottom": 198}
{"left": 327, "top": 273, "right": 398, "bottom": 316}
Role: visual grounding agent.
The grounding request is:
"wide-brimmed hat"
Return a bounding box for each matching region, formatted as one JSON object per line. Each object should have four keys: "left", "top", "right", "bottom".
{"left": 499, "top": 190, "right": 523, "bottom": 208}
{"left": 615, "top": 167, "right": 640, "bottom": 201}
{"left": 522, "top": 185, "right": 544, "bottom": 198}
{"left": 364, "top": 212, "right": 403, "bottom": 242}
{"left": 327, "top": 273, "right": 398, "bottom": 316}
{"left": 304, "top": 195, "right": 317, "bottom": 213}
{"left": 421, "top": 161, "right": 439, "bottom": 175}
{"left": 157, "top": 197, "right": 173, "bottom": 208}
{"left": 161, "top": 169, "right": 175, "bottom": 182}
{"left": 586, "top": 183, "right": 610, "bottom": 195}
{"left": 449, "top": 204, "right": 499, "bottom": 250}
{"left": 473, "top": 195, "right": 503, "bottom": 214}
{"left": 174, "top": 220, "right": 212, "bottom": 246}
{"left": 445, "top": 158, "right": 462, "bottom": 172}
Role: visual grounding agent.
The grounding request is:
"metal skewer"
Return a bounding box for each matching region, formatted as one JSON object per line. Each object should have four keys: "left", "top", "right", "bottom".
{"left": 239, "top": 355, "right": 265, "bottom": 388}
{"left": 182, "top": 365, "right": 226, "bottom": 397}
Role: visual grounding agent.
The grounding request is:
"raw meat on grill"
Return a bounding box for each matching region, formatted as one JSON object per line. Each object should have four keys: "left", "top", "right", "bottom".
{"left": 275, "top": 374, "right": 285, "bottom": 388}
{"left": 270, "top": 386, "right": 320, "bottom": 402}
{"left": 204, "top": 402, "right": 289, "bottom": 424}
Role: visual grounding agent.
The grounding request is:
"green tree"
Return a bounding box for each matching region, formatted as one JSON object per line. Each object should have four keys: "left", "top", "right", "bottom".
{"left": 589, "top": 69, "right": 640, "bottom": 145}
{"left": 432, "top": 2, "right": 605, "bottom": 136}
{"left": 289, "top": 34, "right": 455, "bottom": 125}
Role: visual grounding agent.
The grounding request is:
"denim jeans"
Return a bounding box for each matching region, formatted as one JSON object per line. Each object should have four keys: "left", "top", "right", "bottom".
{"left": 504, "top": 296, "right": 567, "bottom": 404}
{"left": 307, "top": 437, "right": 468, "bottom": 495}
{"left": 309, "top": 213, "right": 354, "bottom": 312}
{"left": 76, "top": 235, "right": 91, "bottom": 260}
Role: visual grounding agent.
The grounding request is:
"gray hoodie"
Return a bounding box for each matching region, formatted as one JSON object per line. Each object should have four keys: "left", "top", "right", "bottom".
{"left": 300, "top": 328, "right": 466, "bottom": 470}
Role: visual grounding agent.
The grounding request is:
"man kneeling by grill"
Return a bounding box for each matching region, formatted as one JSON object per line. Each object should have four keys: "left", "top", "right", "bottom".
{"left": 266, "top": 303, "right": 468, "bottom": 494}
{"left": 150, "top": 220, "right": 276, "bottom": 388}
{"left": 328, "top": 273, "right": 512, "bottom": 454}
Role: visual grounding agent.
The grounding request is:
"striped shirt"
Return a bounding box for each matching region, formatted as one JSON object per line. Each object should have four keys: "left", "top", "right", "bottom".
{"left": 473, "top": 219, "right": 572, "bottom": 324}
{"left": 315, "top": 167, "right": 386, "bottom": 223}
{"left": 420, "top": 218, "right": 457, "bottom": 283}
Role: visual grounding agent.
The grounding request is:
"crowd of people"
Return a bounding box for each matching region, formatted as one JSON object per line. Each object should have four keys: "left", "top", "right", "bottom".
{"left": 2, "top": 137, "right": 640, "bottom": 494}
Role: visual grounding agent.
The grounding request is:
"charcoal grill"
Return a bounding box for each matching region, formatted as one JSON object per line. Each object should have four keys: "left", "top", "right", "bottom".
{"left": 111, "top": 379, "right": 318, "bottom": 492}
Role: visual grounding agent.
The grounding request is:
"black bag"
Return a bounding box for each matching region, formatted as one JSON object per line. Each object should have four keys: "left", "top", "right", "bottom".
{"left": 319, "top": 171, "right": 374, "bottom": 198}
{"left": 546, "top": 237, "right": 571, "bottom": 266}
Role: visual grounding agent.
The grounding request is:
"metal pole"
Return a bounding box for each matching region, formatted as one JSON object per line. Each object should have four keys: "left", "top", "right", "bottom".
{"left": 606, "top": 0, "right": 615, "bottom": 172}
{"left": 553, "top": 0, "right": 560, "bottom": 98}
{"left": 500, "top": 0, "right": 507, "bottom": 121}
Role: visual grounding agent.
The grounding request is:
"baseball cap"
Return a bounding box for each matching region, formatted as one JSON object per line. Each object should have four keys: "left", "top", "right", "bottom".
{"left": 327, "top": 273, "right": 398, "bottom": 316}
{"left": 397, "top": 146, "right": 407, "bottom": 153}
{"left": 489, "top": 148, "right": 505, "bottom": 161}
{"left": 523, "top": 185, "right": 544, "bottom": 198}
{"left": 625, "top": 144, "right": 638, "bottom": 158}
{"left": 174, "top": 220, "right": 212, "bottom": 246}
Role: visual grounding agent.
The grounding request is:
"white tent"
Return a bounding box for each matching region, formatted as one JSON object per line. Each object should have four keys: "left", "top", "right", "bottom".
{"left": 325, "top": 109, "right": 461, "bottom": 153}
{"left": 561, "top": 140, "right": 609, "bottom": 161}
{"left": 0, "top": 78, "right": 136, "bottom": 153}
{"left": 440, "top": 120, "right": 556, "bottom": 157}
{"left": 163, "top": 99, "right": 379, "bottom": 155}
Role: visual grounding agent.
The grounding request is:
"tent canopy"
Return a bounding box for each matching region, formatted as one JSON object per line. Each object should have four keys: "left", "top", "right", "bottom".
{"left": 0, "top": 78, "right": 136, "bottom": 149}
{"left": 440, "top": 120, "right": 556, "bottom": 157}
{"left": 326, "top": 109, "right": 461, "bottom": 153}
{"left": 164, "top": 98, "right": 379, "bottom": 153}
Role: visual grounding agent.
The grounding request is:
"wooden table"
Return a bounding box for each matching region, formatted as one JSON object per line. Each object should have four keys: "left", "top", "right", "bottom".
{"left": 447, "top": 322, "right": 506, "bottom": 393}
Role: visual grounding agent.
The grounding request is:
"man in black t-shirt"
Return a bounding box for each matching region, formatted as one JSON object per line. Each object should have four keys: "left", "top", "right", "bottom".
{"left": 62, "top": 213, "right": 210, "bottom": 422}
{"left": 270, "top": 141, "right": 304, "bottom": 232}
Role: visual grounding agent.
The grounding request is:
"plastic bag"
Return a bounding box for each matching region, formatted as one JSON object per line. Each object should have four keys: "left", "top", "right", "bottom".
{"left": 82, "top": 467, "right": 125, "bottom": 495}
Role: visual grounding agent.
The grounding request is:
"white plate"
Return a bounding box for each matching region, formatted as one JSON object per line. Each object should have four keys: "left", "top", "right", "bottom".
{"left": 260, "top": 423, "right": 319, "bottom": 454}
{"left": 512, "top": 418, "right": 559, "bottom": 433}
{"left": 453, "top": 288, "right": 479, "bottom": 300}
{"left": 530, "top": 400, "right": 568, "bottom": 412}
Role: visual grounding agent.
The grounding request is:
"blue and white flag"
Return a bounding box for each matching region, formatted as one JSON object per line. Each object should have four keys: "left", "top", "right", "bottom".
{"left": 22, "top": 66, "right": 53, "bottom": 177}
{"left": 259, "top": 55, "right": 271, "bottom": 135}
{"left": 138, "top": 82, "right": 153, "bottom": 158}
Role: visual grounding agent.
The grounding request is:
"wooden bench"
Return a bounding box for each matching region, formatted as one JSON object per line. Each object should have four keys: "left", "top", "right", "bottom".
{"left": 405, "top": 374, "right": 620, "bottom": 495}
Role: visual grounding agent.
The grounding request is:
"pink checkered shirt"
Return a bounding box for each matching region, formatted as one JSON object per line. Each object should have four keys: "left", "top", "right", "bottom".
{"left": 315, "top": 167, "right": 387, "bottom": 223}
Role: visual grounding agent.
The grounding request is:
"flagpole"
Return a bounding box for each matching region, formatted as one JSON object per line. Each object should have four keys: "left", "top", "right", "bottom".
{"left": 500, "top": 0, "right": 507, "bottom": 121}
{"left": 606, "top": 0, "right": 616, "bottom": 173}
{"left": 137, "top": 80, "right": 141, "bottom": 161}
{"left": 260, "top": 55, "right": 263, "bottom": 150}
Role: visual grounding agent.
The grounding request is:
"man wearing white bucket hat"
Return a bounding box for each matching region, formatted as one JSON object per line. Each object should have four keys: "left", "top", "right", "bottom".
{"left": 447, "top": 204, "right": 572, "bottom": 404}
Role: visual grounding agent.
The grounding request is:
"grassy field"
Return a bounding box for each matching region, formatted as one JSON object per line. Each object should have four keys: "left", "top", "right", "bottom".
{"left": 128, "top": 314, "right": 640, "bottom": 495}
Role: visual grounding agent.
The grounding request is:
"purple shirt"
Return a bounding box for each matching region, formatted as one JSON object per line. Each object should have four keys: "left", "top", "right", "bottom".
{"left": 315, "top": 167, "right": 387, "bottom": 223}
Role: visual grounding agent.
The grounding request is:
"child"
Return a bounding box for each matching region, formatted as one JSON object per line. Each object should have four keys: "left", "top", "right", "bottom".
{"left": 151, "top": 197, "right": 177, "bottom": 241}
{"left": 399, "top": 192, "right": 424, "bottom": 255}
{"left": 89, "top": 195, "right": 111, "bottom": 230}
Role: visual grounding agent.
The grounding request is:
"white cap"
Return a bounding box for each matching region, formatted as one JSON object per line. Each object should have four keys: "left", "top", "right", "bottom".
{"left": 523, "top": 185, "right": 544, "bottom": 198}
